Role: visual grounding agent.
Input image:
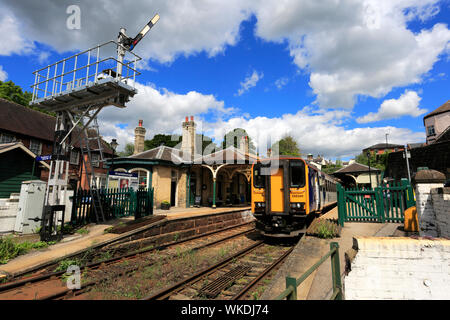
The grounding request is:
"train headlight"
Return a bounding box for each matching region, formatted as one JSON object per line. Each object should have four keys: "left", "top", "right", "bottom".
{"left": 255, "top": 202, "right": 266, "bottom": 212}
{"left": 290, "top": 202, "right": 305, "bottom": 212}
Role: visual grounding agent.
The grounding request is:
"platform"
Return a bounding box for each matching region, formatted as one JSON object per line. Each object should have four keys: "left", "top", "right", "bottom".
{"left": 260, "top": 212, "right": 405, "bottom": 300}
{"left": 0, "top": 206, "right": 251, "bottom": 278}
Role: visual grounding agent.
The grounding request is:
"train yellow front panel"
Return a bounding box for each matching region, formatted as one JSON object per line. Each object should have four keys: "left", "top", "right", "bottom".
{"left": 270, "top": 168, "right": 284, "bottom": 212}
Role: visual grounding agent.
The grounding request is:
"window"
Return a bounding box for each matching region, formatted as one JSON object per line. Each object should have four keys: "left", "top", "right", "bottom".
{"left": 91, "top": 153, "right": 100, "bottom": 168}
{"left": 29, "top": 139, "right": 42, "bottom": 155}
{"left": 253, "top": 164, "right": 266, "bottom": 189}
{"left": 137, "top": 170, "right": 148, "bottom": 188}
{"left": 0, "top": 133, "right": 15, "bottom": 144}
{"left": 70, "top": 150, "right": 80, "bottom": 165}
{"left": 290, "top": 161, "right": 306, "bottom": 188}
{"left": 427, "top": 125, "right": 436, "bottom": 136}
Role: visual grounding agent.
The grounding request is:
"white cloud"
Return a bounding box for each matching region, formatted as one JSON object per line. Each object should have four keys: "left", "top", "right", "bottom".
{"left": 253, "top": 0, "right": 450, "bottom": 109}
{"left": 236, "top": 70, "right": 264, "bottom": 96}
{"left": 97, "top": 82, "right": 425, "bottom": 158}
{"left": 98, "top": 81, "right": 231, "bottom": 150}
{"left": 2, "top": 0, "right": 449, "bottom": 114}
{"left": 0, "top": 13, "right": 34, "bottom": 56}
{"left": 201, "top": 107, "right": 424, "bottom": 159}
{"left": 1, "top": 0, "right": 253, "bottom": 64}
{"left": 275, "top": 77, "right": 289, "bottom": 90}
{"left": 0, "top": 66, "right": 8, "bottom": 81}
{"left": 357, "top": 90, "right": 427, "bottom": 123}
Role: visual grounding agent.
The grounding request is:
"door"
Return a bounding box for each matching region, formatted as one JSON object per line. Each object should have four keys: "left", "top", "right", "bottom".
{"left": 270, "top": 167, "right": 284, "bottom": 212}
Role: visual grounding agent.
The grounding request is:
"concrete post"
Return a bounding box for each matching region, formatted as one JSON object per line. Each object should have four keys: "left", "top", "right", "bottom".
{"left": 412, "top": 168, "right": 445, "bottom": 237}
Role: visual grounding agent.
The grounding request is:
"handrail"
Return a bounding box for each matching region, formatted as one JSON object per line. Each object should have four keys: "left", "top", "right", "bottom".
{"left": 275, "top": 242, "right": 343, "bottom": 300}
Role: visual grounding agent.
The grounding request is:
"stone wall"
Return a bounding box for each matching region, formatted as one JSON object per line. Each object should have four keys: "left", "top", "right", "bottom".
{"left": 344, "top": 237, "right": 450, "bottom": 300}
{"left": 430, "top": 187, "right": 450, "bottom": 237}
{"left": 413, "top": 169, "right": 450, "bottom": 238}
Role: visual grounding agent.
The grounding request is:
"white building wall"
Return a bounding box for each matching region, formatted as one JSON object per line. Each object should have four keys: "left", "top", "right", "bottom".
{"left": 344, "top": 237, "right": 450, "bottom": 300}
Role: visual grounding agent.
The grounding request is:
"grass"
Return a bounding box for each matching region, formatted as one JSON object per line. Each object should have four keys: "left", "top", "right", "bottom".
{"left": 306, "top": 219, "right": 341, "bottom": 239}
{"left": 76, "top": 228, "right": 90, "bottom": 235}
{"left": 0, "top": 236, "right": 54, "bottom": 264}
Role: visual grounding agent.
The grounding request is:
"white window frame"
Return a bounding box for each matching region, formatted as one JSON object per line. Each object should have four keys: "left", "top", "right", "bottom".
{"left": 0, "top": 133, "right": 15, "bottom": 144}
{"left": 29, "top": 139, "right": 42, "bottom": 156}
{"left": 91, "top": 153, "right": 100, "bottom": 168}
{"left": 70, "top": 150, "right": 80, "bottom": 165}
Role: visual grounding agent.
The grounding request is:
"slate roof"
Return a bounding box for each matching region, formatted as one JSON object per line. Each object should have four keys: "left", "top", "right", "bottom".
{"left": 0, "top": 98, "right": 113, "bottom": 155}
{"left": 129, "top": 145, "right": 186, "bottom": 163}
{"left": 333, "top": 162, "right": 381, "bottom": 174}
{"left": 193, "top": 146, "right": 259, "bottom": 165}
{"left": 363, "top": 143, "right": 404, "bottom": 151}
{"left": 423, "top": 100, "right": 450, "bottom": 120}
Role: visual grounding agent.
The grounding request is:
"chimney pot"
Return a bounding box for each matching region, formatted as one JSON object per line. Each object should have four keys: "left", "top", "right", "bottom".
{"left": 191, "top": 116, "right": 194, "bottom": 121}
{"left": 185, "top": 116, "right": 189, "bottom": 122}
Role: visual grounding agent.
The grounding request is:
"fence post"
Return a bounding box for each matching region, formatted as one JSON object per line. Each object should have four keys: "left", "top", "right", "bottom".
{"left": 401, "top": 178, "right": 415, "bottom": 208}
{"left": 374, "top": 186, "right": 384, "bottom": 223}
{"left": 337, "top": 183, "right": 345, "bottom": 227}
{"left": 330, "top": 242, "right": 343, "bottom": 300}
{"left": 285, "top": 277, "right": 298, "bottom": 300}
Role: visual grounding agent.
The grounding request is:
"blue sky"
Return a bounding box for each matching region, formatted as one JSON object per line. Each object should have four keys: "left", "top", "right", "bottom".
{"left": 1, "top": 1, "right": 449, "bottom": 160}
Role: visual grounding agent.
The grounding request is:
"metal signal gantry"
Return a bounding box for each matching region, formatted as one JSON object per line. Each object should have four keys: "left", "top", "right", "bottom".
{"left": 29, "top": 14, "right": 160, "bottom": 241}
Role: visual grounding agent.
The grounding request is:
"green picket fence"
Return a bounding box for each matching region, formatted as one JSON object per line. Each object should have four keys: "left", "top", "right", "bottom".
{"left": 337, "top": 179, "right": 415, "bottom": 226}
{"left": 71, "top": 187, "right": 154, "bottom": 226}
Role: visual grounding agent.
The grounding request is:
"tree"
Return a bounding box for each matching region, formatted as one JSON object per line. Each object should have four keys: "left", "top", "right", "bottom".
{"left": 0, "top": 80, "right": 55, "bottom": 116}
{"left": 222, "top": 128, "right": 256, "bottom": 153}
{"left": 321, "top": 164, "right": 343, "bottom": 175}
{"left": 273, "top": 135, "right": 301, "bottom": 157}
{"left": 144, "top": 134, "right": 181, "bottom": 150}
{"left": 118, "top": 143, "right": 134, "bottom": 157}
{"left": 355, "top": 151, "right": 390, "bottom": 171}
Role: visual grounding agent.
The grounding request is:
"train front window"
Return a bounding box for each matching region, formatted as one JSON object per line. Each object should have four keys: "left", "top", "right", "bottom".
{"left": 253, "top": 165, "right": 266, "bottom": 189}
{"left": 290, "top": 161, "right": 305, "bottom": 188}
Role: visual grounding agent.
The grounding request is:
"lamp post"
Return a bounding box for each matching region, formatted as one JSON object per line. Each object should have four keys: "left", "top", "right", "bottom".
{"left": 367, "top": 151, "right": 372, "bottom": 189}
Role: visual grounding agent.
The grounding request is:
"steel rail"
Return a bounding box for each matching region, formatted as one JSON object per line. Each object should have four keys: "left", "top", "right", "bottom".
{"left": 231, "top": 246, "right": 294, "bottom": 300}
{"left": 0, "top": 221, "right": 255, "bottom": 295}
{"left": 41, "top": 226, "right": 257, "bottom": 300}
{"left": 141, "top": 241, "right": 265, "bottom": 301}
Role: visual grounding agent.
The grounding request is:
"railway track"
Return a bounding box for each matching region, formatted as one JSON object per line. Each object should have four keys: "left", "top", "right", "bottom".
{"left": 0, "top": 222, "right": 256, "bottom": 300}
{"left": 142, "top": 241, "right": 295, "bottom": 301}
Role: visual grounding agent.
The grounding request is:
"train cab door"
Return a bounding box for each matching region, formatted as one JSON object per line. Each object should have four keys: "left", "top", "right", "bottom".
{"left": 270, "top": 167, "right": 284, "bottom": 212}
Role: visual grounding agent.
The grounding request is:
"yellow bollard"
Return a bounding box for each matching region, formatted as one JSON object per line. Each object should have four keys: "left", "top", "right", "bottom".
{"left": 404, "top": 206, "right": 418, "bottom": 232}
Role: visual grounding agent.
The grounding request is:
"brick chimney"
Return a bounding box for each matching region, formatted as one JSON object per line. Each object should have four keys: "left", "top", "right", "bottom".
{"left": 239, "top": 135, "right": 249, "bottom": 154}
{"left": 181, "top": 115, "right": 196, "bottom": 160}
{"left": 133, "top": 120, "right": 146, "bottom": 155}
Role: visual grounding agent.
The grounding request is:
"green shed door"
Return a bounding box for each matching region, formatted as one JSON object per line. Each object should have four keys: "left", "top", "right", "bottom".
{"left": 0, "top": 149, "right": 41, "bottom": 198}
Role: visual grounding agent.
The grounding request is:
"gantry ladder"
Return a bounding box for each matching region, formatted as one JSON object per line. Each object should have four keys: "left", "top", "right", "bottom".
{"left": 65, "top": 109, "right": 106, "bottom": 223}
{"left": 79, "top": 114, "right": 106, "bottom": 223}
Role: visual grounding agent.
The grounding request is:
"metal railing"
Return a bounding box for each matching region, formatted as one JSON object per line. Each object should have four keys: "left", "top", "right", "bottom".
{"left": 275, "top": 242, "right": 343, "bottom": 300}
{"left": 31, "top": 40, "right": 142, "bottom": 103}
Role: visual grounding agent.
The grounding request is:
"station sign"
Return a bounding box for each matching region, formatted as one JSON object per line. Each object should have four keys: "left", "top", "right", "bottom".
{"left": 36, "top": 155, "right": 52, "bottom": 161}
{"left": 109, "top": 171, "right": 138, "bottom": 178}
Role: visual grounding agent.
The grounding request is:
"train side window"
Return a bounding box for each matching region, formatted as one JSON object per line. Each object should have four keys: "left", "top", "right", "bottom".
{"left": 253, "top": 165, "right": 266, "bottom": 189}
{"left": 290, "top": 161, "right": 305, "bottom": 188}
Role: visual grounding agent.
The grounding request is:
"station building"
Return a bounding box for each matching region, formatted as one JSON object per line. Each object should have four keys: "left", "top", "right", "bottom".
{"left": 107, "top": 117, "right": 258, "bottom": 209}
